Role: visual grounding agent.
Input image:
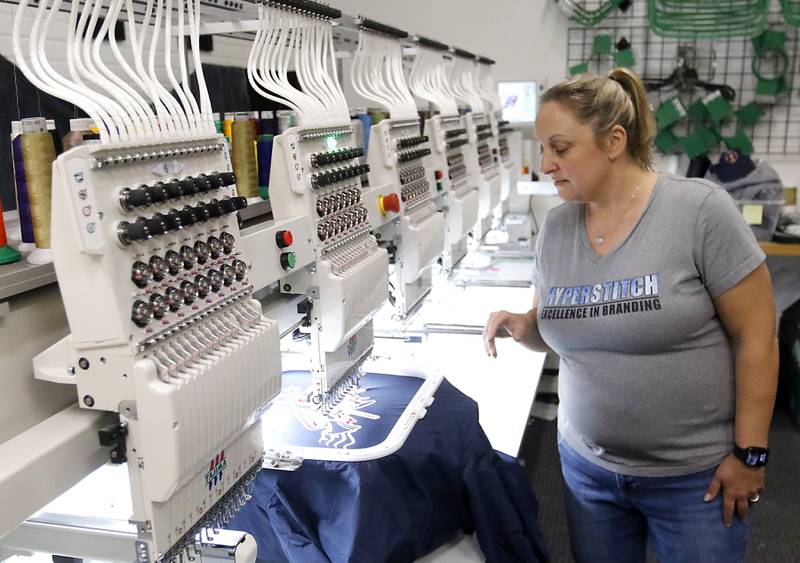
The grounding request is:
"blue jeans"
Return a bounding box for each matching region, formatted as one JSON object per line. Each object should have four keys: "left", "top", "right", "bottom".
{"left": 558, "top": 435, "right": 750, "bottom": 563}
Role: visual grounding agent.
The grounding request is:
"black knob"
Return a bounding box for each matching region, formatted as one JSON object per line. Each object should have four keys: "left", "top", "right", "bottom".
{"left": 146, "top": 184, "right": 167, "bottom": 204}
{"left": 180, "top": 177, "right": 199, "bottom": 196}
{"left": 180, "top": 245, "right": 196, "bottom": 269}
{"left": 195, "top": 275, "right": 211, "bottom": 297}
{"left": 177, "top": 207, "right": 197, "bottom": 227}
{"left": 230, "top": 196, "right": 248, "bottom": 211}
{"left": 219, "top": 198, "right": 235, "bottom": 215}
{"left": 149, "top": 293, "right": 167, "bottom": 319}
{"left": 164, "top": 287, "right": 184, "bottom": 312}
{"left": 194, "top": 175, "right": 212, "bottom": 194}
{"left": 208, "top": 269, "right": 223, "bottom": 291}
{"left": 205, "top": 200, "right": 223, "bottom": 219}
{"left": 149, "top": 255, "right": 168, "bottom": 281}
{"left": 160, "top": 211, "right": 182, "bottom": 232}
{"left": 120, "top": 186, "right": 151, "bottom": 210}
{"left": 220, "top": 232, "right": 236, "bottom": 254}
{"left": 164, "top": 180, "right": 183, "bottom": 199}
{"left": 146, "top": 215, "right": 168, "bottom": 237}
{"left": 205, "top": 173, "right": 223, "bottom": 190}
{"left": 181, "top": 281, "right": 198, "bottom": 304}
{"left": 130, "top": 260, "right": 152, "bottom": 288}
{"left": 164, "top": 250, "right": 182, "bottom": 275}
{"left": 219, "top": 172, "right": 236, "bottom": 186}
{"left": 194, "top": 240, "right": 210, "bottom": 264}
{"left": 131, "top": 300, "right": 152, "bottom": 328}
{"left": 118, "top": 219, "right": 150, "bottom": 244}
{"left": 193, "top": 202, "right": 211, "bottom": 222}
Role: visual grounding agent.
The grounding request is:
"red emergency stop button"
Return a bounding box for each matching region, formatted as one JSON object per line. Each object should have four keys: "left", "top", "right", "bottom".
{"left": 378, "top": 193, "right": 401, "bottom": 216}
{"left": 276, "top": 229, "right": 293, "bottom": 248}
{"left": 435, "top": 170, "right": 443, "bottom": 180}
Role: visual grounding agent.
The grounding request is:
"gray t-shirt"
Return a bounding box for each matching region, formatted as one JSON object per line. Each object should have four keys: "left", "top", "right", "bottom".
{"left": 533, "top": 173, "right": 766, "bottom": 477}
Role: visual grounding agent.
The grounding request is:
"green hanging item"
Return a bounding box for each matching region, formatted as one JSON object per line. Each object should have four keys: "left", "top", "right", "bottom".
{"left": 781, "top": 0, "right": 800, "bottom": 26}
{"left": 752, "top": 29, "right": 786, "bottom": 54}
{"left": 592, "top": 35, "right": 614, "bottom": 56}
{"left": 569, "top": 62, "right": 590, "bottom": 76}
{"left": 687, "top": 100, "right": 709, "bottom": 126}
{"left": 702, "top": 91, "right": 734, "bottom": 123}
{"left": 751, "top": 28, "right": 790, "bottom": 100}
{"left": 654, "top": 128, "right": 680, "bottom": 153}
{"left": 558, "top": 0, "right": 624, "bottom": 27}
{"left": 735, "top": 102, "right": 762, "bottom": 127}
{"left": 568, "top": 36, "right": 637, "bottom": 76}
{"left": 724, "top": 132, "right": 755, "bottom": 155}
{"left": 695, "top": 125, "right": 719, "bottom": 147}
{"left": 680, "top": 129, "right": 713, "bottom": 159}
{"left": 755, "top": 77, "right": 789, "bottom": 96}
{"left": 613, "top": 48, "right": 636, "bottom": 68}
{"left": 648, "top": 0, "right": 769, "bottom": 40}
{"left": 654, "top": 97, "right": 687, "bottom": 130}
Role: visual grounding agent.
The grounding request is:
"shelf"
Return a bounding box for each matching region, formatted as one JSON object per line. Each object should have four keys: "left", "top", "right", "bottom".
{"left": 0, "top": 258, "right": 56, "bottom": 301}
{"left": 760, "top": 242, "right": 800, "bottom": 257}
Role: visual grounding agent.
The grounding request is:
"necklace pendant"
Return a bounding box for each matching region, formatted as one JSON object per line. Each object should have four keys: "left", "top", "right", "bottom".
{"left": 595, "top": 236, "right": 605, "bottom": 244}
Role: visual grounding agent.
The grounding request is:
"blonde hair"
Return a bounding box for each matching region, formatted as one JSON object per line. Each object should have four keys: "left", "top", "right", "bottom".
{"left": 540, "top": 68, "right": 656, "bottom": 169}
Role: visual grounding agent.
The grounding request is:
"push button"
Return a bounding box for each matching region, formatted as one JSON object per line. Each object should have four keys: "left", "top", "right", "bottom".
{"left": 276, "top": 230, "right": 293, "bottom": 248}
{"left": 280, "top": 252, "right": 296, "bottom": 270}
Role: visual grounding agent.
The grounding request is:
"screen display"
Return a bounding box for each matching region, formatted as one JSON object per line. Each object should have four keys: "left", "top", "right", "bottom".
{"left": 498, "top": 81, "right": 538, "bottom": 123}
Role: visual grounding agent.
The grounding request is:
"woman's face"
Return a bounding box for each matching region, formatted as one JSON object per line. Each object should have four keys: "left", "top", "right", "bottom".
{"left": 535, "top": 101, "right": 614, "bottom": 203}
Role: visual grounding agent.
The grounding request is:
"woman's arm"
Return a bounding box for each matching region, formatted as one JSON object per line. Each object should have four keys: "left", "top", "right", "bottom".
{"left": 484, "top": 291, "right": 551, "bottom": 356}
{"left": 714, "top": 262, "right": 778, "bottom": 450}
{"left": 704, "top": 262, "right": 778, "bottom": 526}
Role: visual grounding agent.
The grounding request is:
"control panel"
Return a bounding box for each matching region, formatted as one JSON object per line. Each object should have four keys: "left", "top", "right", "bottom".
{"left": 363, "top": 118, "right": 446, "bottom": 317}
{"left": 269, "top": 124, "right": 389, "bottom": 398}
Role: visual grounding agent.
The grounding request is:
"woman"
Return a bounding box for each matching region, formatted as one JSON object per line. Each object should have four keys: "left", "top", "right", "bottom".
{"left": 484, "top": 68, "right": 778, "bottom": 563}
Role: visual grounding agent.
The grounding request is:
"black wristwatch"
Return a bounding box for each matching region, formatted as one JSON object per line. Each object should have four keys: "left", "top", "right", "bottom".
{"left": 732, "top": 445, "right": 769, "bottom": 468}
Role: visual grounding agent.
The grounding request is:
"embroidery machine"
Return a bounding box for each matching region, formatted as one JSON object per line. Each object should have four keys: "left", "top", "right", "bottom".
{"left": 0, "top": 0, "right": 513, "bottom": 559}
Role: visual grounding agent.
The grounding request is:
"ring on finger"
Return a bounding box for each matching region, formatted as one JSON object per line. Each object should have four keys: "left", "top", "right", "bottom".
{"left": 748, "top": 493, "right": 760, "bottom": 505}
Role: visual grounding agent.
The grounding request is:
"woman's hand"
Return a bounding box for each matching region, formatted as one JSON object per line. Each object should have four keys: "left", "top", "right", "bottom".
{"left": 483, "top": 310, "right": 534, "bottom": 357}
{"left": 703, "top": 454, "right": 765, "bottom": 526}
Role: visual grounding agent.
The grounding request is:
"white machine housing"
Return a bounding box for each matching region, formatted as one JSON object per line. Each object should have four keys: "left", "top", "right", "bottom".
{"left": 424, "top": 115, "right": 480, "bottom": 271}
{"left": 463, "top": 112, "right": 502, "bottom": 240}
{"left": 32, "top": 136, "right": 281, "bottom": 562}
{"left": 363, "top": 118, "right": 446, "bottom": 317}
{"left": 267, "top": 123, "right": 389, "bottom": 400}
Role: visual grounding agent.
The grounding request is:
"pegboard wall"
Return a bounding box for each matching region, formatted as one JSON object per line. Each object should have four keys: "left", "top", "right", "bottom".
{"left": 565, "top": 1, "right": 800, "bottom": 156}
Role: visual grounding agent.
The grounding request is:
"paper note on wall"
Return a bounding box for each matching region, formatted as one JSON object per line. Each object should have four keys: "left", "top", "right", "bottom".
{"left": 742, "top": 204, "right": 764, "bottom": 225}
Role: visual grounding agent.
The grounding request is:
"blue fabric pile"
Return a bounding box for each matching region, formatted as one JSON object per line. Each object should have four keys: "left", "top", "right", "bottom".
{"left": 227, "top": 378, "right": 549, "bottom": 562}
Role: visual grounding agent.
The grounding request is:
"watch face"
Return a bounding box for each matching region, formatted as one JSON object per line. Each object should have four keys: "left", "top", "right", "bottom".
{"left": 745, "top": 449, "right": 768, "bottom": 466}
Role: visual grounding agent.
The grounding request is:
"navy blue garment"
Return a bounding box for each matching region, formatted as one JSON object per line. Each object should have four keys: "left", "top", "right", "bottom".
{"left": 227, "top": 378, "right": 549, "bottom": 562}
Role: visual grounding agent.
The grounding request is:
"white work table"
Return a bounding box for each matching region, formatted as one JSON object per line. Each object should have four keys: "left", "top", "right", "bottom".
{"left": 1, "top": 274, "right": 545, "bottom": 563}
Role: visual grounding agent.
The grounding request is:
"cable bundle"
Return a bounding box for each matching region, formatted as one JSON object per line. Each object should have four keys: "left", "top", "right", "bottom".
{"left": 449, "top": 54, "right": 485, "bottom": 114}
{"left": 247, "top": 1, "right": 350, "bottom": 128}
{"left": 408, "top": 46, "right": 460, "bottom": 118}
{"left": 474, "top": 60, "right": 502, "bottom": 115}
{"left": 350, "top": 25, "right": 418, "bottom": 121}
{"left": 13, "top": 0, "right": 216, "bottom": 145}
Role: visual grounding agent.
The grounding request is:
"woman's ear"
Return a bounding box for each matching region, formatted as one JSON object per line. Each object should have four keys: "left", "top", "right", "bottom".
{"left": 606, "top": 124, "right": 628, "bottom": 161}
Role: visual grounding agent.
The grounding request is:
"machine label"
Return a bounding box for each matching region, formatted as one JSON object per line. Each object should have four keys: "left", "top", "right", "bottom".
{"left": 204, "top": 450, "right": 227, "bottom": 490}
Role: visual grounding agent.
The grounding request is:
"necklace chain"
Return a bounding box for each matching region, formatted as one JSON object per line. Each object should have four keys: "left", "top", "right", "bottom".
{"left": 589, "top": 184, "right": 641, "bottom": 245}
